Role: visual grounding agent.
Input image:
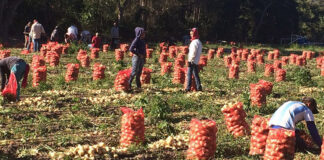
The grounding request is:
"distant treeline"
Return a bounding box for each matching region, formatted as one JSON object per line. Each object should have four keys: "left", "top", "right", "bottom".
{"left": 0, "top": 0, "right": 323, "bottom": 44}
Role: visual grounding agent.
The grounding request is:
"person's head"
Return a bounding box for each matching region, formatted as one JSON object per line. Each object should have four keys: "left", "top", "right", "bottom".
{"left": 135, "top": 27, "right": 145, "bottom": 39}
{"left": 27, "top": 22, "right": 32, "bottom": 27}
{"left": 113, "top": 22, "right": 117, "bottom": 26}
{"left": 55, "top": 26, "right": 59, "bottom": 29}
{"left": 33, "top": 19, "right": 38, "bottom": 24}
{"left": 190, "top": 28, "right": 199, "bottom": 40}
{"left": 95, "top": 32, "right": 99, "bottom": 37}
{"left": 302, "top": 97, "right": 319, "bottom": 114}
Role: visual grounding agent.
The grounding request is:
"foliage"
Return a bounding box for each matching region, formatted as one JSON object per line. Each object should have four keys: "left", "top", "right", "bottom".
{"left": 287, "top": 67, "right": 316, "bottom": 86}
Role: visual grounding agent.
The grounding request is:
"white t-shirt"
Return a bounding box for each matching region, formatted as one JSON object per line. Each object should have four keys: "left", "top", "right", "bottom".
{"left": 67, "top": 26, "right": 78, "bottom": 39}
{"left": 188, "top": 39, "right": 202, "bottom": 64}
{"left": 269, "top": 101, "right": 314, "bottom": 130}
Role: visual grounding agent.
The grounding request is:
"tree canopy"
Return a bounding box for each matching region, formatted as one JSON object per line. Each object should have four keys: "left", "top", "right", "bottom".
{"left": 0, "top": 0, "right": 323, "bottom": 43}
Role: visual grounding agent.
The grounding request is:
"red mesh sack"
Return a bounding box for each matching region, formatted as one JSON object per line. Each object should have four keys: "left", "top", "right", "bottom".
{"left": 169, "top": 48, "right": 177, "bottom": 59}
{"left": 21, "top": 49, "right": 30, "bottom": 55}
{"left": 250, "top": 84, "right": 266, "bottom": 107}
{"left": 256, "top": 54, "right": 264, "bottom": 65}
{"left": 296, "top": 56, "right": 306, "bottom": 66}
{"left": 77, "top": 49, "right": 87, "bottom": 61}
{"left": 103, "top": 44, "right": 109, "bottom": 52}
{"left": 114, "top": 68, "right": 132, "bottom": 92}
{"left": 320, "top": 138, "right": 324, "bottom": 160}
{"left": 65, "top": 64, "right": 80, "bottom": 82}
{"left": 177, "top": 54, "right": 186, "bottom": 62}
{"left": 249, "top": 115, "right": 270, "bottom": 155}
{"left": 289, "top": 54, "right": 297, "bottom": 65}
{"left": 224, "top": 56, "right": 232, "bottom": 68}
{"left": 120, "top": 44, "right": 129, "bottom": 52}
{"left": 159, "top": 53, "right": 168, "bottom": 64}
{"left": 0, "top": 50, "right": 11, "bottom": 59}
{"left": 62, "top": 45, "right": 69, "bottom": 54}
{"left": 216, "top": 47, "right": 224, "bottom": 58}
{"left": 79, "top": 55, "right": 90, "bottom": 68}
{"left": 242, "top": 52, "right": 249, "bottom": 61}
{"left": 31, "top": 55, "right": 45, "bottom": 69}
{"left": 47, "top": 51, "right": 60, "bottom": 67}
{"left": 207, "top": 49, "right": 215, "bottom": 60}
{"left": 281, "top": 56, "right": 289, "bottom": 66}
{"left": 174, "top": 58, "right": 185, "bottom": 68}
{"left": 247, "top": 60, "right": 256, "bottom": 73}
{"left": 221, "top": 102, "right": 250, "bottom": 137}
{"left": 161, "top": 62, "right": 173, "bottom": 75}
{"left": 186, "top": 118, "right": 217, "bottom": 160}
{"left": 275, "top": 69, "right": 286, "bottom": 82}
{"left": 247, "top": 54, "right": 256, "bottom": 62}
{"left": 264, "top": 128, "right": 295, "bottom": 160}
{"left": 146, "top": 49, "right": 153, "bottom": 58}
{"left": 141, "top": 68, "right": 152, "bottom": 84}
{"left": 92, "top": 63, "right": 106, "bottom": 80}
{"left": 228, "top": 64, "right": 239, "bottom": 79}
{"left": 51, "top": 45, "right": 63, "bottom": 55}
{"left": 173, "top": 67, "right": 186, "bottom": 84}
{"left": 179, "top": 46, "right": 189, "bottom": 54}
{"left": 2, "top": 73, "right": 17, "bottom": 101}
{"left": 267, "top": 52, "right": 274, "bottom": 61}
{"left": 264, "top": 64, "right": 274, "bottom": 77}
{"left": 257, "top": 80, "right": 273, "bottom": 95}
{"left": 90, "top": 48, "right": 100, "bottom": 59}
{"left": 199, "top": 56, "right": 208, "bottom": 67}
{"left": 273, "top": 49, "right": 280, "bottom": 59}
{"left": 230, "top": 53, "right": 238, "bottom": 60}
{"left": 115, "top": 49, "right": 124, "bottom": 61}
{"left": 321, "top": 65, "right": 324, "bottom": 76}
{"left": 273, "top": 60, "right": 282, "bottom": 70}
{"left": 120, "top": 107, "right": 145, "bottom": 148}
{"left": 32, "top": 66, "right": 47, "bottom": 87}
{"left": 316, "top": 57, "right": 324, "bottom": 68}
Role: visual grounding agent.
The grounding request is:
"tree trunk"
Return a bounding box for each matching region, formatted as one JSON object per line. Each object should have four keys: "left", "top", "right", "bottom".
{"left": 117, "top": 0, "right": 130, "bottom": 24}
{"left": 0, "top": 0, "right": 23, "bottom": 42}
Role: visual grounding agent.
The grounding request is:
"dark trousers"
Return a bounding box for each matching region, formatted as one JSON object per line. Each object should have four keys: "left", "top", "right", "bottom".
{"left": 110, "top": 38, "right": 119, "bottom": 50}
{"left": 186, "top": 62, "right": 202, "bottom": 90}
{"left": 129, "top": 55, "right": 145, "bottom": 88}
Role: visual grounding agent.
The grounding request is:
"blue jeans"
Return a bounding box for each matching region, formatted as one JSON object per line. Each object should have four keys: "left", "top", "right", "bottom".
{"left": 186, "top": 62, "right": 202, "bottom": 91}
{"left": 26, "top": 36, "right": 32, "bottom": 50}
{"left": 11, "top": 61, "right": 27, "bottom": 101}
{"left": 129, "top": 55, "right": 145, "bottom": 88}
{"left": 33, "top": 38, "right": 41, "bottom": 52}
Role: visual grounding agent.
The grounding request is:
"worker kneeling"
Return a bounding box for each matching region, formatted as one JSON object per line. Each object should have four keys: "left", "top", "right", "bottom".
{"left": 268, "top": 97, "right": 322, "bottom": 154}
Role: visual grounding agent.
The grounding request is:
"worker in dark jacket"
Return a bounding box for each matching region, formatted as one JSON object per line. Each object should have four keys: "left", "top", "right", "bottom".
{"left": 0, "top": 57, "right": 30, "bottom": 101}
{"left": 128, "top": 27, "right": 146, "bottom": 90}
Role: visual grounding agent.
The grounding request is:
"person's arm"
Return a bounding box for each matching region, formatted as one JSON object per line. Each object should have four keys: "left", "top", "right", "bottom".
{"left": 129, "top": 39, "right": 138, "bottom": 55}
{"left": 188, "top": 41, "right": 198, "bottom": 63}
{"left": 306, "top": 121, "right": 322, "bottom": 148}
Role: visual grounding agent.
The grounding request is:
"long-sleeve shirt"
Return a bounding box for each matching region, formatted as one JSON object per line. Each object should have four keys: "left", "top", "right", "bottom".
{"left": 188, "top": 39, "right": 202, "bottom": 64}
{"left": 0, "top": 57, "right": 23, "bottom": 90}
{"left": 129, "top": 27, "right": 146, "bottom": 57}
{"left": 29, "top": 22, "right": 45, "bottom": 39}
{"left": 23, "top": 25, "right": 31, "bottom": 36}
{"left": 110, "top": 27, "right": 119, "bottom": 38}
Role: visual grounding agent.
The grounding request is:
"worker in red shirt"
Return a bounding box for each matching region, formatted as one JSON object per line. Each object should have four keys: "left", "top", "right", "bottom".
{"left": 91, "top": 32, "right": 101, "bottom": 48}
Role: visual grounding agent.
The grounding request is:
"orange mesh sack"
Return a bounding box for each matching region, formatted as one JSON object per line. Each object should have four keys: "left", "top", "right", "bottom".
{"left": 115, "top": 49, "right": 124, "bottom": 61}
{"left": 65, "top": 64, "right": 80, "bottom": 82}
{"left": 281, "top": 56, "right": 289, "bottom": 66}
{"left": 2, "top": 73, "right": 17, "bottom": 101}
{"left": 32, "top": 66, "right": 47, "bottom": 87}
{"left": 103, "top": 44, "right": 109, "bottom": 52}
{"left": 289, "top": 54, "right": 297, "bottom": 65}
{"left": 47, "top": 51, "right": 60, "bottom": 67}
{"left": 173, "top": 67, "right": 185, "bottom": 84}
{"left": 221, "top": 102, "right": 250, "bottom": 137}
{"left": 31, "top": 55, "right": 45, "bottom": 69}
{"left": 120, "top": 107, "right": 145, "bottom": 148}
{"left": 199, "top": 56, "right": 208, "bottom": 67}
{"left": 249, "top": 115, "right": 270, "bottom": 155}
{"left": 207, "top": 49, "right": 215, "bottom": 60}
{"left": 114, "top": 68, "right": 132, "bottom": 92}
{"left": 250, "top": 83, "right": 267, "bottom": 107}
{"left": 90, "top": 48, "right": 100, "bottom": 59}
{"left": 216, "top": 47, "right": 224, "bottom": 58}
{"left": 79, "top": 55, "right": 90, "bottom": 68}
{"left": 321, "top": 65, "right": 324, "bottom": 76}
{"left": 146, "top": 49, "right": 153, "bottom": 58}
{"left": 275, "top": 69, "right": 286, "bottom": 82}
{"left": 264, "top": 128, "right": 295, "bottom": 160}
{"left": 296, "top": 56, "right": 306, "bottom": 66}
{"left": 228, "top": 64, "right": 239, "bottom": 79}
{"left": 273, "top": 49, "right": 280, "bottom": 59}
{"left": 159, "top": 53, "right": 168, "bottom": 64}
{"left": 0, "top": 50, "right": 11, "bottom": 59}
{"left": 256, "top": 54, "right": 264, "bottom": 64}
{"left": 186, "top": 118, "right": 217, "bottom": 160}
{"left": 273, "top": 60, "right": 282, "bottom": 70}
{"left": 264, "top": 64, "right": 274, "bottom": 77}
{"left": 161, "top": 62, "right": 173, "bottom": 75}
{"left": 247, "top": 60, "right": 256, "bottom": 73}
{"left": 320, "top": 138, "right": 324, "bottom": 160}
{"left": 140, "top": 68, "right": 152, "bottom": 84}
{"left": 267, "top": 52, "right": 274, "bottom": 61}
{"left": 77, "top": 49, "right": 87, "bottom": 61}
{"left": 224, "top": 56, "right": 232, "bottom": 68}
{"left": 92, "top": 63, "right": 106, "bottom": 80}
{"left": 316, "top": 57, "right": 324, "bottom": 68}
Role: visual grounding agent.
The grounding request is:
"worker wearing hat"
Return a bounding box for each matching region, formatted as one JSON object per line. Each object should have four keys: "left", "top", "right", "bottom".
{"left": 269, "top": 97, "right": 322, "bottom": 151}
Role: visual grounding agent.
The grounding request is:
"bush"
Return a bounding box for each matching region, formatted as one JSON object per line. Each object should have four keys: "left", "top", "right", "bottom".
{"left": 287, "top": 67, "right": 316, "bottom": 86}
{"left": 144, "top": 95, "right": 171, "bottom": 123}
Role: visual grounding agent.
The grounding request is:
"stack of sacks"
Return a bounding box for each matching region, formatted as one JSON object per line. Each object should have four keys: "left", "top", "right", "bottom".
{"left": 229, "top": 64, "right": 239, "bottom": 79}
{"left": 32, "top": 66, "right": 47, "bottom": 87}
{"left": 120, "top": 107, "right": 145, "bottom": 148}
{"left": 65, "top": 64, "right": 80, "bottom": 82}
{"left": 159, "top": 53, "right": 168, "bottom": 64}
{"left": 92, "top": 63, "right": 106, "bottom": 80}
{"left": 264, "top": 64, "right": 274, "bottom": 77}
{"left": 249, "top": 80, "right": 273, "bottom": 107}
{"left": 296, "top": 56, "right": 306, "bottom": 66}
{"left": 21, "top": 49, "right": 30, "bottom": 55}
{"left": 0, "top": 50, "right": 10, "bottom": 59}
{"left": 249, "top": 115, "right": 270, "bottom": 155}
{"left": 90, "top": 48, "right": 100, "bottom": 59}
{"left": 273, "top": 49, "right": 280, "bottom": 59}
{"left": 256, "top": 54, "right": 264, "bottom": 65}
{"left": 120, "top": 44, "right": 129, "bottom": 52}
{"left": 172, "top": 67, "right": 186, "bottom": 84}
{"left": 177, "top": 54, "right": 186, "bottom": 62}
{"left": 31, "top": 55, "right": 45, "bottom": 69}
{"left": 40, "top": 47, "right": 47, "bottom": 57}
{"left": 169, "top": 47, "right": 177, "bottom": 59}
{"left": 281, "top": 56, "right": 289, "bottom": 65}
{"left": 207, "top": 49, "right": 216, "bottom": 60}
{"left": 179, "top": 46, "right": 189, "bottom": 54}
{"left": 114, "top": 68, "right": 132, "bottom": 92}
{"left": 264, "top": 129, "right": 295, "bottom": 160}
{"left": 199, "top": 55, "right": 208, "bottom": 67}
{"left": 140, "top": 68, "right": 152, "bottom": 84}
{"left": 174, "top": 58, "right": 185, "bottom": 68}
{"left": 77, "top": 49, "right": 87, "bottom": 61}
{"left": 221, "top": 102, "right": 250, "bottom": 137}
{"left": 51, "top": 44, "right": 63, "bottom": 55}
{"left": 80, "top": 55, "right": 90, "bottom": 68}
{"left": 275, "top": 69, "right": 286, "bottom": 82}
{"left": 161, "top": 62, "right": 173, "bottom": 75}
{"left": 316, "top": 57, "right": 324, "bottom": 68}
{"left": 289, "top": 54, "right": 298, "bottom": 65}
{"left": 224, "top": 56, "right": 232, "bottom": 68}
{"left": 267, "top": 52, "right": 274, "bottom": 61}
{"left": 115, "top": 49, "right": 124, "bottom": 61}
{"left": 47, "top": 51, "right": 60, "bottom": 67}
{"left": 103, "top": 44, "right": 109, "bottom": 52}
{"left": 247, "top": 60, "right": 256, "bottom": 73}
{"left": 146, "top": 49, "right": 153, "bottom": 58}
{"left": 306, "top": 51, "right": 315, "bottom": 60}
{"left": 186, "top": 118, "right": 217, "bottom": 160}
{"left": 242, "top": 50, "right": 249, "bottom": 61}
{"left": 62, "top": 45, "right": 69, "bottom": 54}
{"left": 216, "top": 47, "right": 224, "bottom": 58}
{"left": 273, "top": 60, "right": 282, "bottom": 69}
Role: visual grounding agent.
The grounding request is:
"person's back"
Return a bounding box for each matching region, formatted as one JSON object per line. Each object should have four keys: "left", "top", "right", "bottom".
{"left": 269, "top": 101, "right": 314, "bottom": 129}
{"left": 188, "top": 38, "right": 202, "bottom": 65}
{"left": 80, "top": 30, "right": 91, "bottom": 44}
{"left": 50, "top": 26, "right": 59, "bottom": 42}
{"left": 91, "top": 33, "right": 101, "bottom": 48}
{"left": 31, "top": 22, "right": 45, "bottom": 39}
{"left": 67, "top": 25, "right": 78, "bottom": 40}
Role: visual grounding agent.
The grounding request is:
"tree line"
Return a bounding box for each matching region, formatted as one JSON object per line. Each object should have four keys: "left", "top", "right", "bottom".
{"left": 0, "top": 0, "right": 323, "bottom": 44}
